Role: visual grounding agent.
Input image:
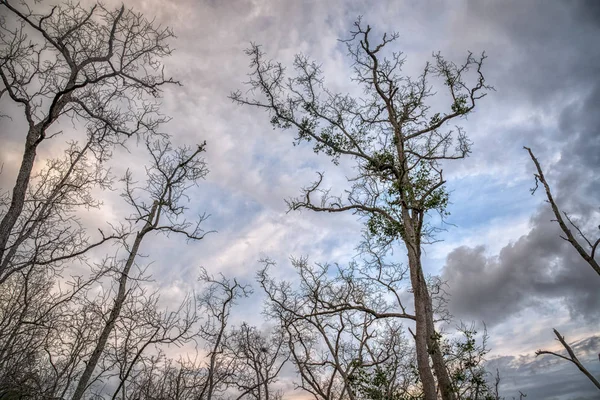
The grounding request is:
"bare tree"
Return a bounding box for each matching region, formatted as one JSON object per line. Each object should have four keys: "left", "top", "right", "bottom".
{"left": 0, "top": 3, "right": 243, "bottom": 399}
{"left": 0, "top": 126, "right": 122, "bottom": 285}
{"left": 71, "top": 139, "right": 210, "bottom": 400}
{"left": 195, "top": 267, "right": 252, "bottom": 400}
{"left": 0, "top": 2, "right": 185, "bottom": 392}
{"left": 1, "top": 3, "right": 179, "bottom": 386}
{"left": 258, "top": 257, "right": 419, "bottom": 400}
{"left": 0, "top": 115, "right": 209, "bottom": 400}
{"left": 118, "top": 270, "right": 287, "bottom": 400}
{"left": 535, "top": 329, "right": 600, "bottom": 390}
{"left": 0, "top": 0, "right": 177, "bottom": 282}
{"left": 124, "top": 353, "right": 207, "bottom": 400}
{"left": 525, "top": 147, "right": 599, "bottom": 276}
{"left": 526, "top": 147, "right": 600, "bottom": 391}
{"left": 107, "top": 290, "right": 200, "bottom": 400}
{"left": 225, "top": 323, "right": 288, "bottom": 400}
{"left": 0, "top": 137, "right": 119, "bottom": 398}
{"left": 234, "top": 19, "right": 492, "bottom": 400}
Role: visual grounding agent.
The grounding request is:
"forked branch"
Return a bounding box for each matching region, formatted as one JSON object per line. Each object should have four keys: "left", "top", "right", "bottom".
{"left": 536, "top": 329, "right": 600, "bottom": 390}
{"left": 525, "top": 146, "right": 600, "bottom": 276}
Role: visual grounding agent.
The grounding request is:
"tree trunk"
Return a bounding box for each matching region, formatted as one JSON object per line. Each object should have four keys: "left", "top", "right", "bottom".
{"left": 404, "top": 214, "right": 437, "bottom": 400}
{"left": 426, "top": 285, "right": 456, "bottom": 400}
{"left": 0, "top": 127, "right": 41, "bottom": 268}
{"left": 404, "top": 214, "right": 456, "bottom": 400}
{"left": 71, "top": 204, "right": 156, "bottom": 400}
{"left": 410, "top": 272, "right": 438, "bottom": 400}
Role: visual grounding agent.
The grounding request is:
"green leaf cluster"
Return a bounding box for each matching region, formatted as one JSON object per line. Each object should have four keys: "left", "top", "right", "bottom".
{"left": 349, "top": 365, "right": 421, "bottom": 400}
{"left": 451, "top": 95, "right": 469, "bottom": 114}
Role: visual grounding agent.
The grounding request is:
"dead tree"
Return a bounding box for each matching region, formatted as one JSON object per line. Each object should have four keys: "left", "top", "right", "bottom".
{"left": 0, "top": 127, "right": 122, "bottom": 285}
{"left": 0, "top": 3, "right": 218, "bottom": 398}
{"left": 121, "top": 271, "right": 286, "bottom": 400}
{"left": 525, "top": 147, "right": 599, "bottom": 276}
{"left": 107, "top": 291, "right": 200, "bottom": 400}
{"left": 0, "top": 136, "right": 119, "bottom": 398}
{"left": 526, "top": 147, "right": 600, "bottom": 391}
{"left": 0, "top": 0, "right": 178, "bottom": 282}
{"left": 226, "top": 323, "right": 288, "bottom": 400}
{"left": 258, "top": 257, "right": 418, "bottom": 400}
{"left": 535, "top": 329, "right": 600, "bottom": 390}
{"left": 71, "top": 139, "right": 210, "bottom": 400}
{"left": 196, "top": 268, "right": 252, "bottom": 400}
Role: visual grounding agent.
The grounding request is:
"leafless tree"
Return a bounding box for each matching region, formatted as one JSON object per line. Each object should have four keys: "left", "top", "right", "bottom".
{"left": 258, "top": 251, "right": 498, "bottom": 400}
{"left": 0, "top": 3, "right": 188, "bottom": 393}
{"left": 526, "top": 147, "right": 600, "bottom": 392}
{"left": 225, "top": 323, "right": 288, "bottom": 400}
{"left": 0, "top": 0, "right": 178, "bottom": 283}
{"left": 258, "top": 257, "right": 419, "bottom": 400}
{"left": 0, "top": 137, "right": 209, "bottom": 399}
{"left": 106, "top": 290, "right": 200, "bottom": 400}
{"left": 535, "top": 329, "right": 600, "bottom": 390}
{"left": 118, "top": 269, "right": 287, "bottom": 400}
{"left": 0, "top": 126, "right": 121, "bottom": 285}
{"left": 0, "top": 137, "right": 119, "bottom": 398}
{"left": 71, "top": 139, "right": 210, "bottom": 400}
{"left": 124, "top": 353, "right": 206, "bottom": 400}
{"left": 234, "top": 18, "right": 492, "bottom": 400}
{"left": 195, "top": 267, "right": 252, "bottom": 400}
{"left": 0, "top": 2, "right": 268, "bottom": 399}
{"left": 525, "top": 147, "right": 599, "bottom": 276}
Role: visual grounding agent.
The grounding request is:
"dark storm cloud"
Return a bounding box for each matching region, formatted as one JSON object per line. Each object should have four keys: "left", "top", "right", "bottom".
{"left": 574, "top": 0, "right": 600, "bottom": 28}
{"left": 554, "top": 83, "right": 600, "bottom": 205}
{"left": 443, "top": 208, "right": 600, "bottom": 325}
{"left": 466, "top": 0, "right": 600, "bottom": 107}
{"left": 443, "top": 0, "right": 600, "bottom": 325}
{"left": 443, "top": 129, "right": 600, "bottom": 325}
{"left": 430, "top": 0, "right": 600, "bottom": 185}
{"left": 487, "top": 336, "right": 600, "bottom": 399}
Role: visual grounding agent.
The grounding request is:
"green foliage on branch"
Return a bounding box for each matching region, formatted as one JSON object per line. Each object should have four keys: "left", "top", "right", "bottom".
{"left": 349, "top": 364, "right": 422, "bottom": 400}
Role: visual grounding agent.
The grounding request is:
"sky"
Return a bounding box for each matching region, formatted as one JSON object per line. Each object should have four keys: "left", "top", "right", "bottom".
{"left": 1, "top": 0, "right": 599, "bottom": 399}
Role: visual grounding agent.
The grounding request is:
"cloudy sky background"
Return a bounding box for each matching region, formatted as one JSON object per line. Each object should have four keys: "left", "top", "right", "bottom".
{"left": 1, "top": 0, "right": 599, "bottom": 399}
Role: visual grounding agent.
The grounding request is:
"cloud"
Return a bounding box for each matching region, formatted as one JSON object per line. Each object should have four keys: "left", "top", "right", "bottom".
{"left": 442, "top": 208, "right": 600, "bottom": 327}
{"left": 487, "top": 335, "right": 600, "bottom": 400}
{"left": 441, "top": 0, "right": 600, "bottom": 329}
{"left": 438, "top": 5, "right": 600, "bottom": 398}
{"left": 3, "top": 0, "right": 600, "bottom": 398}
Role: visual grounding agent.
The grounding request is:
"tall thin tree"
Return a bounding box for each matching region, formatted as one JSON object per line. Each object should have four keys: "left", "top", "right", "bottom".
{"left": 233, "top": 19, "right": 491, "bottom": 400}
